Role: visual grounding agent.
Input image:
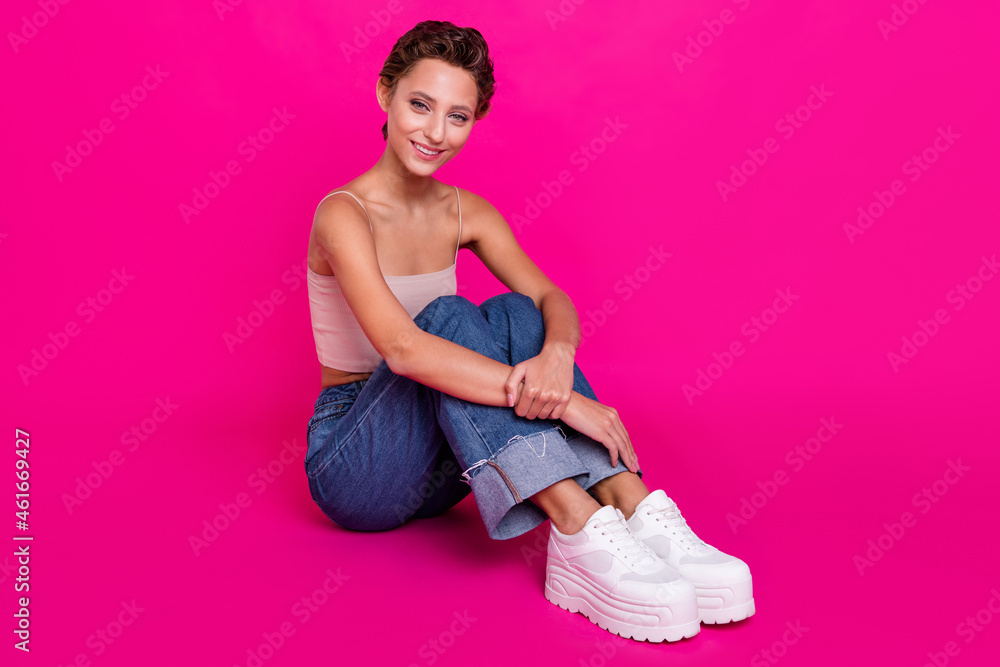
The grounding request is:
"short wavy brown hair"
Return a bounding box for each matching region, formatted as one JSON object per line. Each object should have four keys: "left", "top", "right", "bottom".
{"left": 378, "top": 20, "right": 496, "bottom": 141}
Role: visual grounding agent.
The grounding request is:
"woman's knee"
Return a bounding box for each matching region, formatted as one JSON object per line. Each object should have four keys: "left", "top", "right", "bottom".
{"left": 419, "top": 294, "right": 479, "bottom": 323}
{"left": 411, "top": 295, "right": 480, "bottom": 336}
{"left": 479, "top": 291, "right": 540, "bottom": 321}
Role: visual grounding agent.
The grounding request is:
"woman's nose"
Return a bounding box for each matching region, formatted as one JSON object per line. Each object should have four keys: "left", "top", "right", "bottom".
{"left": 424, "top": 117, "right": 446, "bottom": 143}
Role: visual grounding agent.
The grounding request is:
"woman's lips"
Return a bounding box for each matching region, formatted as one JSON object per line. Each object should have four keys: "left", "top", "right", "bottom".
{"left": 411, "top": 140, "right": 444, "bottom": 160}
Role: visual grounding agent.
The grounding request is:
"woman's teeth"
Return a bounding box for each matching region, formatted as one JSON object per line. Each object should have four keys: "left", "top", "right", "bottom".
{"left": 414, "top": 142, "right": 441, "bottom": 155}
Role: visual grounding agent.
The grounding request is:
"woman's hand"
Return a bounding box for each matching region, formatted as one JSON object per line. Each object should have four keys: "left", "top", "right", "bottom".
{"left": 505, "top": 342, "right": 576, "bottom": 420}
{"left": 557, "top": 391, "right": 639, "bottom": 473}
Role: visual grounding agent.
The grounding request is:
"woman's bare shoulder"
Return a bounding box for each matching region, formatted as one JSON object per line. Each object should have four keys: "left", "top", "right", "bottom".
{"left": 310, "top": 181, "right": 378, "bottom": 270}
{"left": 453, "top": 186, "right": 505, "bottom": 227}
{"left": 453, "top": 184, "right": 490, "bottom": 207}
{"left": 455, "top": 186, "right": 512, "bottom": 239}
{"left": 316, "top": 178, "right": 370, "bottom": 208}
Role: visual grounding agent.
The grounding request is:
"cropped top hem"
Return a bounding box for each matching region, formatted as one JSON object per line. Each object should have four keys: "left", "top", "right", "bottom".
{"left": 306, "top": 263, "right": 456, "bottom": 283}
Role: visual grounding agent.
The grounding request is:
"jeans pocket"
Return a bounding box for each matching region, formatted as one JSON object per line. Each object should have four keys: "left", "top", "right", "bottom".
{"left": 305, "top": 381, "right": 365, "bottom": 473}
{"left": 307, "top": 397, "right": 353, "bottom": 436}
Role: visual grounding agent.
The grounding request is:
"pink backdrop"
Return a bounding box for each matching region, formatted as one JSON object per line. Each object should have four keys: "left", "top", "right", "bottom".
{"left": 3, "top": 1, "right": 998, "bottom": 665}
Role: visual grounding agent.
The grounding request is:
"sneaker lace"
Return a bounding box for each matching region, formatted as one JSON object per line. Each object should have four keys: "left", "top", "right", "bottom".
{"left": 596, "top": 513, "right": 658, "bottom": 568}
{"left": 650, "top": 501, "right": 712, "bottom": 553}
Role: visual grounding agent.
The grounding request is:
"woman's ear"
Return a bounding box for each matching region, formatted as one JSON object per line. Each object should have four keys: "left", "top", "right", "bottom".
{"left": 376, "top": 79, "right": 390, "bottom": 112}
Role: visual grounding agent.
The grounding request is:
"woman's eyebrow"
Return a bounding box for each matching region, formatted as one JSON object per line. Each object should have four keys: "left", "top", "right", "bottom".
{"left": 410, "top": 90, "right": 473, "bottom": 114}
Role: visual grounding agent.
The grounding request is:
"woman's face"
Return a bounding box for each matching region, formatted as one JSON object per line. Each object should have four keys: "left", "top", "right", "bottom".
{"left": 379, "top": 58, "right": 479, "bottom": 175}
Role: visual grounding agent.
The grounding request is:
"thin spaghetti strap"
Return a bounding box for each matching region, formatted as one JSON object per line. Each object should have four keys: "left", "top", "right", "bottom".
{"left": 317, "top": 190, "right": 374, "bottom": 235}
{"left": 453, "top": 185, "right": 462, "bottom": 263}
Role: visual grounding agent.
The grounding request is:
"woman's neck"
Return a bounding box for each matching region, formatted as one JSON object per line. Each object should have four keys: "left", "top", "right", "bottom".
{"left": 369, "top": 146, "right": 439, "bottom": 208}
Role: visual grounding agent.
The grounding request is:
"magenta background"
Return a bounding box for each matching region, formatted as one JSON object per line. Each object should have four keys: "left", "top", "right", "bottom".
{"left": 3, "top": 0, "right": 999, "bottom": 665}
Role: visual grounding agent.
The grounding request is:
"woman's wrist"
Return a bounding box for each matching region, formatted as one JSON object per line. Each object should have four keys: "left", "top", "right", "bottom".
{"left": 561, "top": 390, "right": 581, "bottom": 419}
{"left": 541, "top": 339, "right": 577, "bottom": 358}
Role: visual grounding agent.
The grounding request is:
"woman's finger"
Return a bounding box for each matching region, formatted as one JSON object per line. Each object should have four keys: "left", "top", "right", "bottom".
{"left": 505, "top": 365, "right": 526, "bottom": 407}
{"left": 525, "top": 388, "right": 545, "bottom": 420}
{"left": 609, "top": 416, "right": 636, "bottom": 472}
{"left": 618, "top": 425, "right": 635, "bottom": 469}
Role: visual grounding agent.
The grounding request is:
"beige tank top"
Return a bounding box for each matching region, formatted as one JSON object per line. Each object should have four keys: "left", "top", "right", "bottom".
{"left": 306, "top": 186, "right": 461, "bottom": 372}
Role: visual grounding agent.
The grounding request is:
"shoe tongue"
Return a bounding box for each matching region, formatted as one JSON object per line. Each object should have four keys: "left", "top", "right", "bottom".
{"left": 589, "top": 505, "right": 623, "bottom": 525}
{"left": 589, "top": 506, "right": 657, "bottom": 566}
{"left": 638, "top": 489, "right": 673, "bottom": 511}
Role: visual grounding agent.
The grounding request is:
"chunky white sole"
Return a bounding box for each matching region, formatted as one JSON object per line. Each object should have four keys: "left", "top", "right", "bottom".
{"left": 544, "top": 564, "right": 701, "bottom": 643}
{"left": 695, "top": 578, "right": 755, "bottom": 624}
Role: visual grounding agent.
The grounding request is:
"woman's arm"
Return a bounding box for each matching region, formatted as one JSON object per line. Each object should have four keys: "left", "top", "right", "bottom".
{"left": 390, "top": 329, "right": 528, "bottom": 407}
{"left": 538, "top": 288, "right": 581, "bottom": 355}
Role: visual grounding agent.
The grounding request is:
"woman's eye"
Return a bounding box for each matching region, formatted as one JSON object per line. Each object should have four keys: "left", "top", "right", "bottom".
{"left": 411, "top": 100, "right": 467, "bottom": 122}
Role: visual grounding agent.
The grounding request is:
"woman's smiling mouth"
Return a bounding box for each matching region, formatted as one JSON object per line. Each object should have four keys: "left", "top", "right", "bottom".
{"left": 411, "top": 140, "right": 444, "bottom": 159}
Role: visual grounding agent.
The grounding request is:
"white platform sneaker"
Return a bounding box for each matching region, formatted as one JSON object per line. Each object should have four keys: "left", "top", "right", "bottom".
{"left": 544, "top": 504, "right": 701, "bottom": 642}
{"left": 627, "top": 490, "right": 755, "bottom": 624}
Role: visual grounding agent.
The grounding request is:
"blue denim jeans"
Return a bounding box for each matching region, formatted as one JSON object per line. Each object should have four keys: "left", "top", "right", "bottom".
{"left": 304, "top": 291, "right": 642, "bottom": 540}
